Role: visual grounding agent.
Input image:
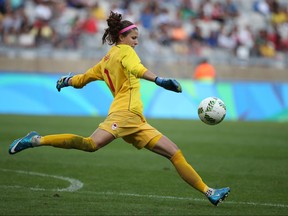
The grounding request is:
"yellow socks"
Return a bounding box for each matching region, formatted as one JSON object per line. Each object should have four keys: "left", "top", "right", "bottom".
{"left": 40, "top": 134, "right": 97, "bottom": 152}
{"left": 170, "top": 150, "right": 209, "bottom": 194}
{"left": 38, "top": 134, "right": 207, "bottom": 193}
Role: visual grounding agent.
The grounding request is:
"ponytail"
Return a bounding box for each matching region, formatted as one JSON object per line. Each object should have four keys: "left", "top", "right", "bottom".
{"left": 102, "top": 11, "right": 136, "bottom": 45}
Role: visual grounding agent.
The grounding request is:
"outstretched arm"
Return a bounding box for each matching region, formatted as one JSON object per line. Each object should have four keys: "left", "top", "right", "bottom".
{"left": 56, "top": 64, "right": 102, "bottom": 92}
{"left": 142, "top": 70, "right": 182, "bottom": 93}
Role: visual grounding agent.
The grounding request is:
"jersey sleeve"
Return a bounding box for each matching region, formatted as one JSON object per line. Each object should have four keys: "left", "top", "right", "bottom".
{"left": 71, "top": 62, "right": 103, "bottom": 88}
{"left": 121, "top": 46, "right": 147, "bottom": 78}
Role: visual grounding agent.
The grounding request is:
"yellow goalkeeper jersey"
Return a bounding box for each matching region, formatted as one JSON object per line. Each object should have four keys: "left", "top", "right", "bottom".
{"left": 71, "top": 44, "right": 148, "bottom": 118}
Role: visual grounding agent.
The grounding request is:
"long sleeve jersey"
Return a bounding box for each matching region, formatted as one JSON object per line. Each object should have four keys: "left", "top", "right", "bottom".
{"left": 71, "top": 44, "right": 148, "bottom": 117}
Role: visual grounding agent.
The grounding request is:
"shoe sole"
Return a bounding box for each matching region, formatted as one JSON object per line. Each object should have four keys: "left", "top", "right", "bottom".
{"left": 215, "top": 189, "right": 230, "bottom": 206}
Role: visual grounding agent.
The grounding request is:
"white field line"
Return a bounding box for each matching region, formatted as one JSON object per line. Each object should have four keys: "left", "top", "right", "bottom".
{"left": 1, "top": 168, "right": 287, "bottom": 208}
{"left": 78, "top": 191, "right": 288, "bottom": 209}
{"left": 0, "top": 168, "right": 83, "bottom": 192}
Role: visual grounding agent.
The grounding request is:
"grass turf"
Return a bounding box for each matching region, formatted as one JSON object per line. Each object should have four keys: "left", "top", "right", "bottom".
{"left": 0, "top": 114, "right": 288, "bottom": 215}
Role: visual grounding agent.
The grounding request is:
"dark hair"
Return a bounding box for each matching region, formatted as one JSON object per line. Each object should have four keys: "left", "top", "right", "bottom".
{"left": 102, "top": 11, "right": 135, "bottom": 45}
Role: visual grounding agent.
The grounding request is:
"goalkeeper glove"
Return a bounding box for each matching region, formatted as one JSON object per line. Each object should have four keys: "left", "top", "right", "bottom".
{"left": 56, "top": 73, "right": 73, "bottom": 92}
{"left": 155, "top": 77, "right": 182, "bottom": 93}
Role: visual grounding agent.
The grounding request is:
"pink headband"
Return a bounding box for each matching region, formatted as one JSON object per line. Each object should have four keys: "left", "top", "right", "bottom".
{"left": 119, "top": 24, "right": 137, "bottom": 34}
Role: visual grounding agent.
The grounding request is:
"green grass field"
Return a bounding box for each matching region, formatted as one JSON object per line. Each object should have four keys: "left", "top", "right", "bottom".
{"left": 0, "top": 114, "right": 288, "bottom": 216}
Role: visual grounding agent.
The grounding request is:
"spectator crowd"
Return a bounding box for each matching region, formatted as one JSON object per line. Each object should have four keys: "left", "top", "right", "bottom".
{"left": 0, "top": 0, "right": 288, "bottom": 60}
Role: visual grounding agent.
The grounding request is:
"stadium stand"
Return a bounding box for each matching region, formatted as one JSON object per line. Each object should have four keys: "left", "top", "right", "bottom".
{"left": 0, "top": 0, "right": 287, "bottom": 80}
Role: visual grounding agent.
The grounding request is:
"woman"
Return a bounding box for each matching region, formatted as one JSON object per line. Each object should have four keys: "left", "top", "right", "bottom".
{"left": 9, "top": 11, "right": 230, "bottom": 206}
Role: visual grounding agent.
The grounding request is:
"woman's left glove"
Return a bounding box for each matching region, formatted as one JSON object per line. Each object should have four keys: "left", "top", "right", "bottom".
{"left": 155, "top": 77, "right": 182, "bottom": 93}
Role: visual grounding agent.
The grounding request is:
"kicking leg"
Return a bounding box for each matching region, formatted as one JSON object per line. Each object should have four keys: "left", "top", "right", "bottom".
{"left": 9, "top": 128, "right": 115, "bottom": 154}
{"left": 40, "top": 128, "right": 114, "bottom": 151}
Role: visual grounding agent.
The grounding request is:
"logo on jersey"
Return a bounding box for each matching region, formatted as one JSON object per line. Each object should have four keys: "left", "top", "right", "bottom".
{"left": 111, "top": 122, "right": 118, "bottom": 130}
{"left": 104, "top": 54, "right": 110, "bottom": 62}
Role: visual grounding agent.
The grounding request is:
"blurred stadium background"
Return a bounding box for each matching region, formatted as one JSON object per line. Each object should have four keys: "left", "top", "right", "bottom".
{"left": 0, "top": 0, "right": 288, "bottom": 121}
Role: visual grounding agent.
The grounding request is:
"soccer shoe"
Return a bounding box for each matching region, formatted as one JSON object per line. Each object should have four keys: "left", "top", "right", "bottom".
{"left": 207, "top": 187, "right": 230, "bottom": 206}
{"left": 9, "top": 131, "right": 39, "bottom": 155}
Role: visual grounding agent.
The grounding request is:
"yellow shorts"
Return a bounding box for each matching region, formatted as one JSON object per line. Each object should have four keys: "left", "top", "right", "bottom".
{"left": 98, "top": 111, "right": 162, "bottom": 149}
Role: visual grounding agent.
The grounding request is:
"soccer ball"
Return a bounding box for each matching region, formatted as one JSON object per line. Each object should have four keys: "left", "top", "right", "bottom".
{"left": 198, "top": 97, "right": 226, "bottom": 125}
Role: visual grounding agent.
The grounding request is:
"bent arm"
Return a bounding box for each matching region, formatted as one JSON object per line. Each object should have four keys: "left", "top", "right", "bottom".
{"left": 142, "top": 70, "right": 157, "bottom": 82}
{"left": 142, "top": 70, "right": 182, "bottom": 93}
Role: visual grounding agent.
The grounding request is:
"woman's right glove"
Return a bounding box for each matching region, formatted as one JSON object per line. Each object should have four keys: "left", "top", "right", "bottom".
{"left": 56, "top": 73, "right": 73, "bottom": 92}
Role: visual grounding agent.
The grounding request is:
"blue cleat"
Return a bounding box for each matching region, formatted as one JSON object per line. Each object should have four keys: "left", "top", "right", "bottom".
{"left": 207, "top": 187, "right": 230, "bottom": 206}
{"left": 9, "top": 131, "right": 39, "bottom": 155}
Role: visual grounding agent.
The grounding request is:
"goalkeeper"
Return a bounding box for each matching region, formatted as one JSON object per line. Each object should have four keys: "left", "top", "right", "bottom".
{"left": 8, "top": 11, "right": 230, "bottom": 206}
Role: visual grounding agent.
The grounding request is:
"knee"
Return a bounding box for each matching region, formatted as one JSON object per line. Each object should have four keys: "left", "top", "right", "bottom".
{"left": 170, "top": 150, "right": 183, "bottom": 163}
{"left": 83, "top": 137, "right": 99, "bottom": 152}
{"left": 85, "top": 146, "right": 98, "bottom": 152}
